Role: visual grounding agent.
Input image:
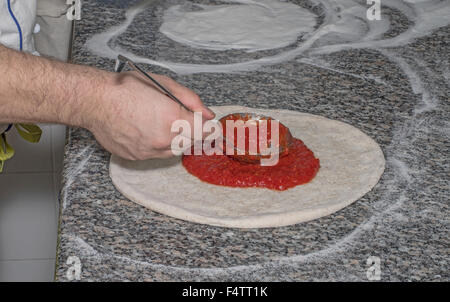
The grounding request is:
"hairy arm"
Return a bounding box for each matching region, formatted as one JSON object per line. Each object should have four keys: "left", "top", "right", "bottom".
{"left": 0, "top": 44, "right": 214, "bottom": 160}
{"left": 0, "top": 44, "right": 103, "bottom": 127}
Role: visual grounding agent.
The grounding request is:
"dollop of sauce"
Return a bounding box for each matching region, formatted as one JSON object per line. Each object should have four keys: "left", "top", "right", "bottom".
{"left": 182, "top": 113, "right": 319, "bottom": 191}
{"left": 182, "top": 138, "right": 320, "bottom": 191}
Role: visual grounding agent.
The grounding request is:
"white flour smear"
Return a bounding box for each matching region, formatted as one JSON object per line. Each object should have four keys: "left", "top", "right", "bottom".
{"left": 67, "top": 0, "right": 449, "bottom": 280}
{"left": 61, "top": 54, "right": 444, "bottom": 279}
{"left": 85, "top": 0, "right": 450, "bottom": 74}
{"left": 160, "top": 0, "right": 316, "bottom": 52}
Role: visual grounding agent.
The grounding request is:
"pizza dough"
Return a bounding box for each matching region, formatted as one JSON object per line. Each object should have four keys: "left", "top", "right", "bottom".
{"left": 109, "top": 106, "right": 385, "bottom": 228}
{"left": 160, "top": 0, "right": 316, "bottom": 52}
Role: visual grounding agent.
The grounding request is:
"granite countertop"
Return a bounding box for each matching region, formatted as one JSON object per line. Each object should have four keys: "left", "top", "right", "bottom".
{"left": 55, "top": 0, "right": 449, "bottom": 281}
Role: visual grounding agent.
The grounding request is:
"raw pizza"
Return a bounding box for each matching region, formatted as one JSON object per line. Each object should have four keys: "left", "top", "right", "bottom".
{"left": 109, "top": 106, "right": 385, "bottom": 228}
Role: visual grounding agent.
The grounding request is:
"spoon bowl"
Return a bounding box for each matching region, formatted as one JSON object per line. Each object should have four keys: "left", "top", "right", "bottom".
{"left": 218, "top": 112, "right": 293, "bottom": 164}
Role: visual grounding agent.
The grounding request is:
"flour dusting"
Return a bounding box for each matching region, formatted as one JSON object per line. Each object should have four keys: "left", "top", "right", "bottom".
{"left": 160, "top": 0, "right": 316, "bottom": 52}
{"left": 60, "top": 0, "right": 450, "bottom": 281}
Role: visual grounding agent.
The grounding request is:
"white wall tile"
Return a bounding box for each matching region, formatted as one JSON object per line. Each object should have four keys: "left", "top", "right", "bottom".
{"left": 1, "top": 124, "right": 66, "bottom": 174}
{"left": 0, "top": 173, "right": 58, "bottom": 260}
{"left": 1, "top": 124, "right": 53, "bottom": 173}
{"left": 51, "top": 125, "right": 66, "bottom": 173}
{"left": 0, "top": 259, "right": 55, "bottom": 282}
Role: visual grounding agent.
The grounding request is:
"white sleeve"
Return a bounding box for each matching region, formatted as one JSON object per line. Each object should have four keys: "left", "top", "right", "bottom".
{"left": 0, "top": 0, "right": 38, "bottom": 54}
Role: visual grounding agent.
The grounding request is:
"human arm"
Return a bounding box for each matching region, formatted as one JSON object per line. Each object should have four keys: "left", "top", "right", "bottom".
{"left": 0, "top": 44, "right": 215, "bottom": 160}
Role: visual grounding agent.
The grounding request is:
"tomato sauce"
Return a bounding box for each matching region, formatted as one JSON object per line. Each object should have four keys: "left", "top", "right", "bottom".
{"left": 182, "top": 139, "right": 320, "bottom": 191}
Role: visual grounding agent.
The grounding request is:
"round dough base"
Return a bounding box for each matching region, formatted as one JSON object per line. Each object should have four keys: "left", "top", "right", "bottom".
{"left": 110, "top": 106, "right": 385, "bottom": 228}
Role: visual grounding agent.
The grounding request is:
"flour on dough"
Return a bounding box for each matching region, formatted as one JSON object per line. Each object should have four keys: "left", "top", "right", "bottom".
{"left": 159, "top": 0, "right": 316, "bottom": 52}
{"left": 110, "top": 106, "right": 385, "bottom": 228}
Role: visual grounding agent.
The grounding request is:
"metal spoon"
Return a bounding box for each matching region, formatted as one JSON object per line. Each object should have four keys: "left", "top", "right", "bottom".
{"left": 115, "top": 55, "right": 193, "bottom": 112}
{"left": 114, "top": 55, "right": 291, "bottom": 162}
{"left": 218, "top": 113, "right": 293, "bottom": 163}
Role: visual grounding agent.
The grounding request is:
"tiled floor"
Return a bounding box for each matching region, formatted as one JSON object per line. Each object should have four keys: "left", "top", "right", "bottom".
{"left": 0, "top": 124, "right": 65, "bottom": 282}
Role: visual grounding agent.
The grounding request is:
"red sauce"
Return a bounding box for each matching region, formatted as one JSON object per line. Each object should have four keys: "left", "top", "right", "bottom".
{"left": 182, "top": 138, "right": 320, "bottom": 191}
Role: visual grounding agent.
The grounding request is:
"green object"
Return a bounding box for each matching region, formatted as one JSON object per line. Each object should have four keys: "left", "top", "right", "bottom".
{"left": 15, "top": 123, "right": 42, "bottom": 143}
{"left": 0, "top": 124, "right": 42, "bottom": 172}
{"left": 0, "top": 133, "right": 15, "bottom": 172}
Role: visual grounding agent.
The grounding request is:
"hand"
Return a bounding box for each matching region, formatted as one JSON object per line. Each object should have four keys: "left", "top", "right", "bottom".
{"left": 88, "top": 71, "right": 215, "bottom": 160}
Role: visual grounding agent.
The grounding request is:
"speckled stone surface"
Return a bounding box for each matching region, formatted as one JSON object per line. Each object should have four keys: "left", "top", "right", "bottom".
{"left": 56, "top": 0, "right": 449, "bottom": 281}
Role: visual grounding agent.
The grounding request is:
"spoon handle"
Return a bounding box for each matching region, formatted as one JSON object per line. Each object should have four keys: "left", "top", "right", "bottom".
{"left": 115, "top": 55, "right": 241, "bottom": 151}
{"left": 116, "top": 55, "right": 193, "bottom": 113}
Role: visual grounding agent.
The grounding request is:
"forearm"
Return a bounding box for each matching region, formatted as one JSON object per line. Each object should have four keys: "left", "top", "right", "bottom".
{"left": 0, "top": 44, "right": 108, "bottom": 128}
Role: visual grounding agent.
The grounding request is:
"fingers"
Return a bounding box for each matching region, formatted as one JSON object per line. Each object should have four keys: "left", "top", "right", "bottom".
{"left": 133, "top": 149, "right": 176, "bottom": 161}
{"left": 151, "top": 74, "right": 216, "bottom": 120}
{"left": 152, "top": 149, "right": 178, "bottom": 159}
{"left": 109, "top": 72, "right": 217, "bottom": 160}
{"left": 175, "top": 104, "right": 215, "bottom": 141}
